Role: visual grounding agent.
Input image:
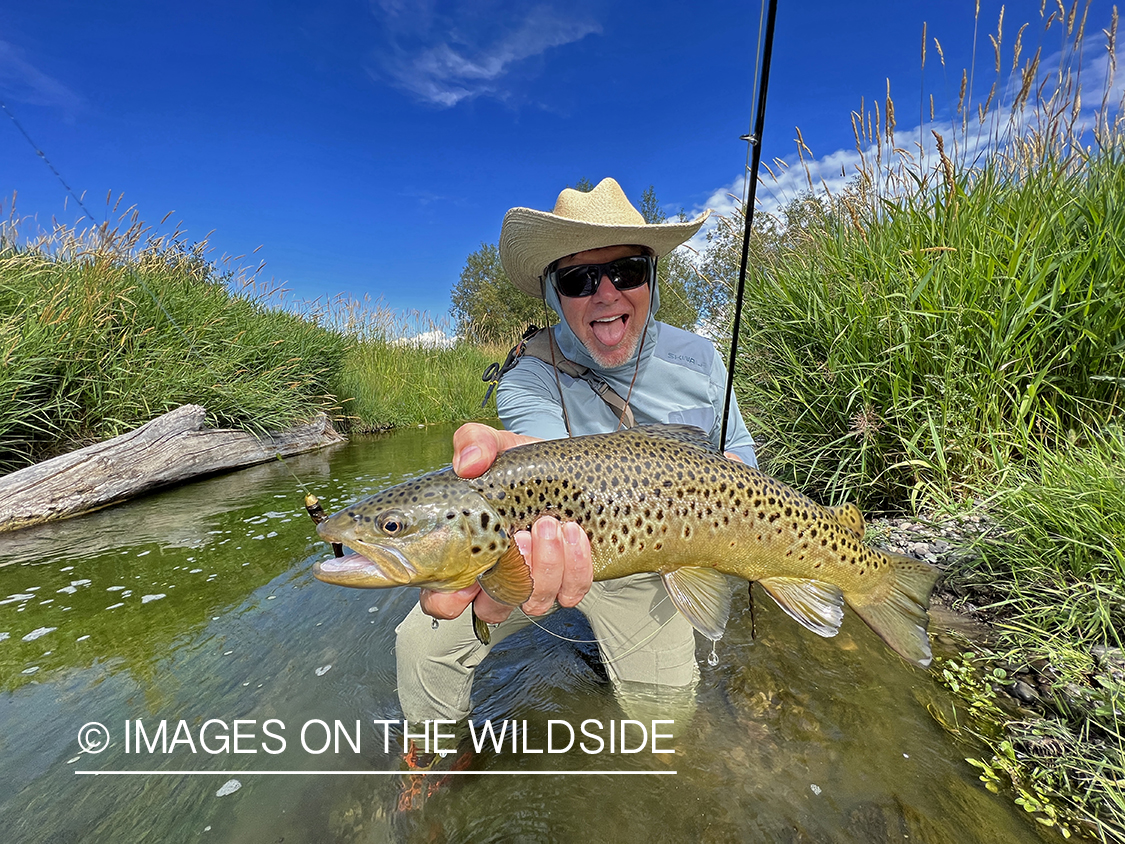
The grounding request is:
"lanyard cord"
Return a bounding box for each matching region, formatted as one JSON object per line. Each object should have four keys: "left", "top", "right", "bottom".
{"left": 719, "top": 0, "right": 780, "bottom": 452}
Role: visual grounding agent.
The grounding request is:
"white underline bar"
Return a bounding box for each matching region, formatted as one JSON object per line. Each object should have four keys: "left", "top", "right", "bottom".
{"left": 75, "top": 770, "right": 676, "bottom": 776}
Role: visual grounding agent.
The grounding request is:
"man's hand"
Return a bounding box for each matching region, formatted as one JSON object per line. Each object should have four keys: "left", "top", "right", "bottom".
{"left": 418, "top": 423, "right": 594, "bottom": 626}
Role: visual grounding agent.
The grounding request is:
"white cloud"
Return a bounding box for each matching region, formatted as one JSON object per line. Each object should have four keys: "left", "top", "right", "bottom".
{"left": 0, "top": 40, "right": 82, "bottom": 114}
{"left": 368, "top": 4, "right": 601, "bottom": 107}
{"left": 390, "top": 328, "right": 459, "bottom": 348}
{"left": 687, "top": 32, "right": 1125, "bottom": 253}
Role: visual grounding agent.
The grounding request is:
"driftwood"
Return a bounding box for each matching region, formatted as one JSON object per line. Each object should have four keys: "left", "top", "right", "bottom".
{"left": 0, "top": 404, "right": 345, "bottom": 533}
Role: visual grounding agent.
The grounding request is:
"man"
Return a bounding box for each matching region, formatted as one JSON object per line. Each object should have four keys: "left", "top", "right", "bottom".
{"left": 395, "top": 177, "right": 757, "bottom": 729}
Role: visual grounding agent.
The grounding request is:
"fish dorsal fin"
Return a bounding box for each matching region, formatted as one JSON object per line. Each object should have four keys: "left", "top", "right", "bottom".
{"left": 477, "top": 545, "right": 533, "bottom": 606}
{"left": 758, "top": 577, "right": 845, "bottom": 638}
{"left": 662, "top": 567, "right": 733, "bottom": 641}
{"left": 825, "top": 503, "right": 866, "bottom": 539}
{"left": 633, "top": 424, "right": 718, "bottom": 454}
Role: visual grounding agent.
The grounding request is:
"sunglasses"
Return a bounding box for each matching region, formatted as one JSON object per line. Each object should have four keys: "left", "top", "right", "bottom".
{"left": 548, "top": 254, "right": 655, "bottom": 298}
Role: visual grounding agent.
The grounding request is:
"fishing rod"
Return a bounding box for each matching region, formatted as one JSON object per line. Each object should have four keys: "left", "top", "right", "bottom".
{"left": 719, "top": 0, "right": 779, "bottom": 452}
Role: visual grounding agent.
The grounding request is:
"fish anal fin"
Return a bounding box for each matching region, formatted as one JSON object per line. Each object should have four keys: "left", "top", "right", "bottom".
{"left": 847, "top": 553, "right": 940, "bottom": 667}
{"left": 477, "top": 545, "right": 533, "bottom": 606}
{"left": 758, "top": 577, "right": 845, "bottom": 638}
{"left": 825, "top": 503, "right": 866, "bottom": 539}
{"left": 662, "top": 567, "right": 733, "bottom": 641}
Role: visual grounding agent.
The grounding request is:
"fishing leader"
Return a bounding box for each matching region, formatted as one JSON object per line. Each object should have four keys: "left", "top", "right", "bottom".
{"left": 395, "top": 177, "right": 758, "bottom": 722}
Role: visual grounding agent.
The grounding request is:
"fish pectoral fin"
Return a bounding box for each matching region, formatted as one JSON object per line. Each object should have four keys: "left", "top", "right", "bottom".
{"left": 661, "top": 567, "right": 734, "bottom": 641}
{"left": 758, "top": 577, "right": 845, "bottom": 638}
{"left": 471, "top": 606, "right": 492, "bottom": 645}
{"left": 477, "top": 544, "right": 534, "bottom": 606}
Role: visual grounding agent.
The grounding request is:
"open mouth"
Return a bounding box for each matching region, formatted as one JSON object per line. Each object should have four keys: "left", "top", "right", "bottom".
{"left": 312, "top": 542, "right": 415, "bottom": 586}
{"left": 315, "top": 552, "right": 374, "bottom": 574}
{"left": 590, "top": 313, "right": 628, "bottom": 347}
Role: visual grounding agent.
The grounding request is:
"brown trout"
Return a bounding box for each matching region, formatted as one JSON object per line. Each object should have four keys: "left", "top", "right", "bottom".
{"left": 314, "top": 425, "right": 940, "bottom": 665}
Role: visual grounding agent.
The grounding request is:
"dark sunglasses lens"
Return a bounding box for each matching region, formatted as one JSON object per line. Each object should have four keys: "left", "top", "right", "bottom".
{"left": 554, "top": 256, "right": 652, "bottom": 297}
{"left": 555, "top": 265, "right": 600, "bottom": 297}
{"left": 607, "top": 256, "right": 651, "bottom": 290}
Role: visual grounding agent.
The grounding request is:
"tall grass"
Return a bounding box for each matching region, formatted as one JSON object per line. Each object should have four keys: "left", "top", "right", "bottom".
{"left": 323, "top": 298, "right": 502, "bottom": 430}
{"left": 946, "top": 427, "right": 1125, "bottom": 842}
{"left": 713, "top": 4, "right": 1125, "bottom": 512}
{"left": 0, "top": 210, "right": 498, "bottom": 473}
{"left": 686, "top": 4, "right": 1125, "bottom": 836}
{"left": 0, "top": 212, "right": 349, "bottom": 471}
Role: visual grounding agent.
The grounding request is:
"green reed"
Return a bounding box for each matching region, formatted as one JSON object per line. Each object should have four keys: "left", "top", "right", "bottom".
{"left": 0, "top": 213, "right": 496, "bottom": 473}
{"left": 717, "top": 5, "right": 1125, "bottom": 512}
{"left": 322, "top": 297, "right": 502, "bottom": 431}
{"left": 0, "top": 215, "right": 348, "bottom": 471}
{"left": 697, "top": 6, "right": 1125, "bottom": 835}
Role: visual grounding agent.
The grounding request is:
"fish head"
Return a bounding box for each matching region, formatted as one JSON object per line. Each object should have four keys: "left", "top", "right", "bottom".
{"left": 313, "top": 471, "right": 509, "bottom": 592}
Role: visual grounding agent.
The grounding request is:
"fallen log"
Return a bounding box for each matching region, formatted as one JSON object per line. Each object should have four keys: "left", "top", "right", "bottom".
{"left": 0, "top": 404, "right": 345, "bottom": 533}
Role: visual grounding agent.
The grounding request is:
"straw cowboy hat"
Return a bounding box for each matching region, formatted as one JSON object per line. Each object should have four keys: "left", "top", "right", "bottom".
{"left": 499, "top": 177, "right": 710, "bottom": 298}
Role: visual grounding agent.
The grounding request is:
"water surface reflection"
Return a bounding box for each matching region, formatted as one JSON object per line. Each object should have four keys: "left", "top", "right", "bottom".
{"left": 0, "top": 424, "right": 1060, "bottom": 843}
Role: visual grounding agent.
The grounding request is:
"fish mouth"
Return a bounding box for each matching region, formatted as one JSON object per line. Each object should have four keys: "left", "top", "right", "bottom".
{"left": 312, "top": 541, "right": 416, "bottom": 587}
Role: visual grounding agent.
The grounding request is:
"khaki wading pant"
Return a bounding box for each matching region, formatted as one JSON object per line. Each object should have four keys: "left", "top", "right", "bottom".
{"left": 395, "top": 572, "right": 700, "bottom": 723}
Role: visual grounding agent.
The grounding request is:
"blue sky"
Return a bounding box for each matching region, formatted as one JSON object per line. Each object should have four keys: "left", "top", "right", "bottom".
{"left": 2, "top": 1, "right": 1121, "bottom": 324}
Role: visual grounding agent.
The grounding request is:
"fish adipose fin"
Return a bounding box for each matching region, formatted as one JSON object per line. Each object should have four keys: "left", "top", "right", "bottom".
{"left": 825, "top": 503, "right": 866, "bottom": 539}
{"left": 477, "top": 545, "right": 534, "bottom": 606}
{"left": 758, "top": 577, "right": 845, "bottom": 638}
{"left": 633, "top": 424, "right": 719, "bottom": 454}
{"left": 847, "top": 554, "right": 940, "bottom": 667}
{"left": 662, "top": 567, "right": 733, "bottom": 641}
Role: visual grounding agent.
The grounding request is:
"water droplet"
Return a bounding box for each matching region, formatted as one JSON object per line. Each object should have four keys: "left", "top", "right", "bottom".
{"left": 432, "top": 618, "right": 439, "bottom": 630}
{"left": 707, "top": 642, "right": 719, "bottom": 667}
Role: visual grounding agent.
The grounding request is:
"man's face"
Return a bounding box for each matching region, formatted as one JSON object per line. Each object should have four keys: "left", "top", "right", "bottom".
{"left": 554, "top": 245, "right": 651, "bottom": 369}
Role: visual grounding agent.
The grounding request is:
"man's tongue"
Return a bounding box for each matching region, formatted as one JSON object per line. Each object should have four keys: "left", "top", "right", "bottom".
{"left": 590, "top": 315, "right": 627, "bottom": 347}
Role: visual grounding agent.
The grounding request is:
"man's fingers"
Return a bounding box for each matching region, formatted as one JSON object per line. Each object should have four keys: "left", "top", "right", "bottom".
{"left": 419, "top": 585, "right": 479, "bottom": 620}
{"left": 557, "top": 521, "right": 593, "bottom": 607}
{"left": 451, "top": 424, "right": 544, "bottom": 478}
{"left": 521, "top": 519, "right": 564, "bottom": 616}
{"left": 419, "top": 584, "right": 514, "bottom": 625}
{"left": 452, "top": 424, "right": 501, "bottom": 478}
{"left": 473, "top": 591, "right": 516, "bottom": 624}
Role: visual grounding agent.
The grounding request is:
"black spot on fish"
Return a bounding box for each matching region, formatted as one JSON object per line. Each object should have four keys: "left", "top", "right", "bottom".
{"left": 480, "top": 513, "right": 490, "bottom": 529}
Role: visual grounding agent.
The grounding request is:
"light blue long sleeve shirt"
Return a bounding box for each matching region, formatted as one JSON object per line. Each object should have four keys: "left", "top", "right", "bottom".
{"left": 496, "top": 278, "right": 758, "bottom": 467}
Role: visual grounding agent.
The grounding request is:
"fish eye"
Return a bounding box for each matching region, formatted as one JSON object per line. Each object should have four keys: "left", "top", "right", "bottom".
{"left": 378, "top": 510, "right": 409, "bottom": 536}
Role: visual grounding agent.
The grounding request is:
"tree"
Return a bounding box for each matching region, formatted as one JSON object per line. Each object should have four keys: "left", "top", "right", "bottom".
{"left": 450, "top": 242, "right": 554, "bottom": 345}
{"left": 638, "top": 185, "right": 665, "bottom": 224}
{"left": 637, "top": 187, "right": 700, "bottom": 331}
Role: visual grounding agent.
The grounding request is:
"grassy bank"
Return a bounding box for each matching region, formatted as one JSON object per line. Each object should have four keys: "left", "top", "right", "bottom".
{"left": 0, "top": 215, "right": 497, "bottom": 473}
{"left": 702, "top": 6, "right": 1124, "bottom": 839}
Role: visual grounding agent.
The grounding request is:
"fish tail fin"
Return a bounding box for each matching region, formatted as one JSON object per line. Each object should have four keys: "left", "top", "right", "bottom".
{"left": 846, "top": 553, "right": 940, "bottom": 667}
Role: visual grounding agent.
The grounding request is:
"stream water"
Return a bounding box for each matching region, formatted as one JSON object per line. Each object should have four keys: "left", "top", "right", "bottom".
{"left": 0, "top": 423, "right": 1063, "bottom": 843}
